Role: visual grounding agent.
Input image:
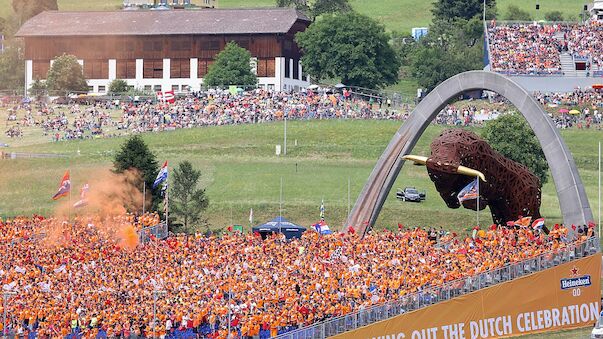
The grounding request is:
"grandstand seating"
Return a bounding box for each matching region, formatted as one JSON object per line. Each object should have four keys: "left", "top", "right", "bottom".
{"left": 487, "top": 21, "right": 603, "bottom": 77}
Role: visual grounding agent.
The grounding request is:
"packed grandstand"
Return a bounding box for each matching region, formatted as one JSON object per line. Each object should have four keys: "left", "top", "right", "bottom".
{"left": 0, "top": 214, "right": 596, "bottom": 338}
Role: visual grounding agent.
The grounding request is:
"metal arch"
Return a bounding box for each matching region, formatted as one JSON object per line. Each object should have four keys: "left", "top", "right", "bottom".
{"left": 347, "top": 71, "right": 593, "bottom": 235}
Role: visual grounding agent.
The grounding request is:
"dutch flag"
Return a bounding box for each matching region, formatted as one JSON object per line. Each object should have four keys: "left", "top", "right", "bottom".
{"left": 153, "top": 161, "right": 168, "bottom": 189}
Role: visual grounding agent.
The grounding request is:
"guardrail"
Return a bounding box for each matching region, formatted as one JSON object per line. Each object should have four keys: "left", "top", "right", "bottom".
{"left": 275, "top": 236, "right": 601, "bottom": 339}
{"left": 0, "top": 152, "right": 67, "bottom": 159}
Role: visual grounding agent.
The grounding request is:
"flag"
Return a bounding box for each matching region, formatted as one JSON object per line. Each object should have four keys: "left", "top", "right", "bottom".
{"left": 319, "top": 199, "right": 325, "bottom": 220}
{"left": 73, "top": 183, "right": 89, "bottom": 208}
{"left": 457, "top": 178, "right": 479, "bottom": 202}
{"left": 515, "top": 216, "right": 532, "bottom": 228}
{"left": 52, "top": 171, "right": 71, "bottom": 200}
{"left": 249, "top": 208, "right": 253, "bottom": 224}
{"left": 314, "top": 220, "right": 332, "bottom": 235}
{"left": 157, "top": 90, "right": 175, "bottom": 103}
{"left": 532, "top": 218, "right": 545, "bottom": 230}
{"left": 153, "top": 161, "right": 168, "bottom": 189}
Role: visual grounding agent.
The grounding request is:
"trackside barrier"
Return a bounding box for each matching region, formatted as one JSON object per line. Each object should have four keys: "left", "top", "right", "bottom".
{"left": 275, "top": 236, "right": 601, "bottom": 339}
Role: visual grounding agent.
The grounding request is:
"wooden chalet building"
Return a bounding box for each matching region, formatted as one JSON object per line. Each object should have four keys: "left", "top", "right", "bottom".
{"left": 16, "top": 8, "right": 312, "bottom": 94}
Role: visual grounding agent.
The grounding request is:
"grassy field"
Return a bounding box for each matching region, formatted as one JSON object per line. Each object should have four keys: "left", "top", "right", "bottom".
{"left": 0, "top": 0, "right": 591, "bottom": 34}
{"left": 1, "top": 118, "right": 601, "bottom": 237}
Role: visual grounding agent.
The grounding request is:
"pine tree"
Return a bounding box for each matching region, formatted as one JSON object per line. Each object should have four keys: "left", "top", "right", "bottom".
{"left": 113, "top": 135, "right": 160, "bottom": 211}
{"left": 171, "top": 161, "right": 209, "bottom": 231}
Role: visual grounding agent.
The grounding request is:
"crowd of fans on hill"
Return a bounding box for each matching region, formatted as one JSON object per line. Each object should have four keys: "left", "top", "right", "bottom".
{"left": 0, "top": 213, "right": 594, "bottom": 339}
{"left": 488, "top": 20, "right": 603, "bottom": 75}
{"left": 2, "top": 87, "right": 603, "bottom": 141}
{"left": 2, "top": 90, "right": 406, "bottom": 141}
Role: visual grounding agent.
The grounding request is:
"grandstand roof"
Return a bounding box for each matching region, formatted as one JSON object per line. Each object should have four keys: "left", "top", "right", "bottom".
{"left": 15, "top": 8, "right": 311, "bottom": 37}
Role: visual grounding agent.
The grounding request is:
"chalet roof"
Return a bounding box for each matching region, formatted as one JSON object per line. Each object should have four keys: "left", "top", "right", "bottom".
{"left": 15, "top": 8, "right": 311, "bottom": 37}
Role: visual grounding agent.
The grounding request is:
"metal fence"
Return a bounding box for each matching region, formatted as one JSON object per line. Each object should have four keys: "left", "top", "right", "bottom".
{"left": 139, "top": 222, "right": 169, "bottom": 244}
{"left": 275, "top": 237, "right": 601, "bottom": 339}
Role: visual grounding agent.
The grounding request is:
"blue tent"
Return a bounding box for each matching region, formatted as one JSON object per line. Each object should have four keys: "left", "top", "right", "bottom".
{"left": 252, "top": 216, "right": 307, "bottom": 240}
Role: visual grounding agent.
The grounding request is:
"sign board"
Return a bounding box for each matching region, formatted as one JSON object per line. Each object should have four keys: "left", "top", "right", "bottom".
{"left": 333, "top": 254, "right": 602, "bottom": 339}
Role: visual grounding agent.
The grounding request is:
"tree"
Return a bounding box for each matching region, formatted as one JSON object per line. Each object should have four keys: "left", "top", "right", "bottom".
{"left": 12, "top": 0, "right": 58, "bottom": 25}
{"left": 46, "top": 54, "right": 88, "bottom": 94}
{"left": 203, "top": 41, "right": 257, "bottom": 88}
{"left": 504, "top": 5, "right": 532, "bottom": 21}
{"left": 113, "top": 135, "right": 160, "bottom": 211}
{"left": 276, "top": 0, "right": 350, "bottom": 18}
{"left": 29, "top": 79, "right": 46, "bottom": 99}
{"left": 108, "top": 79, "right": 129, "bottom": 94}
{"left": 310, "top": 0, "right": 351, "bottom": 18}
{"left": 432, "top": 0, "right": 496, "bottom": 21}
{"left": 410, "top": 17, "right": 484, "bottom": 92}
{"left": 171, "top": 161, "right": 209, "bottom": 231}
{"left": 482, "top": 114, "right": 549, "bottom": 185}
{"left": 0, "top": 40, "right": 24, "bottom": 91}
{"left": 545, "top": 10, "right": 564, "bottom": 22}
{"left": 296, "top": 12, "right": 400, "bottom": 89}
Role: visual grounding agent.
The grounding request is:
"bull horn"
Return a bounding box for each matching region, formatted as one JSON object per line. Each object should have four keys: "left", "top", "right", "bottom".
{"left": 403, "top": 154, "right": 487, "bottom": 182}
{"left": 456, "top": 166, "right": 487, "bottom": 183}
{"left": 402, "top": 155, "right": 428, "bottom": 165}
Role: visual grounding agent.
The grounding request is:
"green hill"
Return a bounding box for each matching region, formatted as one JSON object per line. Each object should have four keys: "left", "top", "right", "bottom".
{"left": 0, "top": 0, "right": 590, "bottom": 34}
{"left": 1, "top": 119, "right": 599, "bottom": 235}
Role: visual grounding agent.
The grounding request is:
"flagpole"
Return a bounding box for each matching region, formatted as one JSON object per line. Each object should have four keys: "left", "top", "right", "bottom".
{"left": 279, "top": 177, "right": 283, "bottom": 234}
{"left": 142, "top": 181, "right": 146, "bottom": 215}
{"left": 598, "top": 141, "right": 601, "bottom": 237}
{"left": 347, "top": 177, "right": 351, "bottom": 228}
{"left": 476, "top": 176, "right": 480, "bottom": 227}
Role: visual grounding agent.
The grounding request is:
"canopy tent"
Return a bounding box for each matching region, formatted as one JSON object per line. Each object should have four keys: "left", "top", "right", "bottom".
{"left": 252, "top": 216, "right": 307, "bottom": 239}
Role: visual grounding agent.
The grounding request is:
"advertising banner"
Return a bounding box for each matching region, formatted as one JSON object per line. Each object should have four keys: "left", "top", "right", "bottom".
{"left": 332, "top": 254, "right": 602, "bottom": 339}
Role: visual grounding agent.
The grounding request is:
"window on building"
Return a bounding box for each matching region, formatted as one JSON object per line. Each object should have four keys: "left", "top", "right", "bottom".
{"left": 171, "top": 59, "right": 190, "bottom": 79}
{"left": 231, "top": 38, "right": 249, "bottom": 50}
{"left": 88, "top": 86, "right": 94, "bottom": 93}
{"left": 172, "top": 85, "right": 180, "bottom": 92}
{"left": 292, "top": 59, "right": 299, "bottom": 80}
{"left": 154, "top": 85, "right": 162, "bottom": 92}
{"left": 144, "top": 60, "right": 163, "bottom": 79}
{"left": 284, "top": 57, "right": 290, "bottom": 79}
{"left": 171, "top": 40, "right": 191, "bottom": 52}
{"left": 268, "top": 84, "right": 275, "bottom": 90}
{"left": 198, "top": 60, "right": 213, "bottom": 78}
{"left": 144, "top": 85, "right": 152, "bottom": 91}
{"left": 98, "top": 85, "right": 106, "bottom": 93}
{"left": 32, "top": 61, "right": 50, "bottom": 79}
{"left": 117, "top": 60, "right": 136, "bottom": 79}
{"left": 200, "top": 40, "right": 220, "bottom": 51}
{"left": 83, "top": 60, "right": 109, "bottom": 79}
{"left": 143, "top": 40, "right": 163, "bottom": 52}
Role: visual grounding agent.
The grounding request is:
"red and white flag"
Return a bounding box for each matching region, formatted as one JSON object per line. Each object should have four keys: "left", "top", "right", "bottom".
{"left": 157, "top": 90, "right": 175, "bottom": 103}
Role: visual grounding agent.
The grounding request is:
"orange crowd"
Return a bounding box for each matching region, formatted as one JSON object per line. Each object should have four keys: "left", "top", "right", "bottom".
{"left": 0, "top": 215, "right": 590, "bottom": 339}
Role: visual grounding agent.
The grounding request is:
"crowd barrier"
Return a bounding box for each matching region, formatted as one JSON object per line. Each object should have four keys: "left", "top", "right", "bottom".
{"left": 275, "top": 236, "right": 601, "bottom": 339}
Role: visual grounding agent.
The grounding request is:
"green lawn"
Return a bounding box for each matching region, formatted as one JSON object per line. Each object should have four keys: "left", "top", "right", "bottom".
{"left": 0, "top": 0, "right": 590, "bottom": 34}
{"left": 1, "top": 118, "right": 600, "bottom": 235}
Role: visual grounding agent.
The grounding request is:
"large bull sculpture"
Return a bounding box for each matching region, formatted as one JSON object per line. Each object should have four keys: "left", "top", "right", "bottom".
{"left": 404, "top": 129, "right": 542, "bottom": 225}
